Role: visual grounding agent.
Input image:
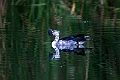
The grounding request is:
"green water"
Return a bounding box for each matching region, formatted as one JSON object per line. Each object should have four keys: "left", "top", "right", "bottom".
{"left": 0, "top": 0, "right": 120, "bottom": 80}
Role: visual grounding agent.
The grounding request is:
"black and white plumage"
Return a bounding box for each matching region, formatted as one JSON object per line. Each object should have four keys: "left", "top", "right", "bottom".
{"left": 48, "top": 29, "right": 91, "bottom": 59}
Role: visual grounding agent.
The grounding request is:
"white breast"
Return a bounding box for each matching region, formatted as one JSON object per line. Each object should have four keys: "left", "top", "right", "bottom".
{"left": 52, "top": 41, "right": 57, "bottom": 48}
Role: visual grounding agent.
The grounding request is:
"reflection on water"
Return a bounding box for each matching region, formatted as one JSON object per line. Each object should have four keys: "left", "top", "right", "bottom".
{"left": 48, "top": 29, "right": 91, "bottom": 59}
{"left": 0, "top": 0, "right": 120, "bottom": 80}
{"left": 49, "top": 47, "right": 92, "bottom": 60}
{"left": 48, "top": 29, "right": 93, "bottom": 60}
{"left": 0, "top": 27, "right": 120, "bottom": 80}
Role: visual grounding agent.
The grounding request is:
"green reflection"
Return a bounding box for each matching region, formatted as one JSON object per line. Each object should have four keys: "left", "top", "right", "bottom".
{"left": 0, "top": 0, "right": 120, "bottom": 80}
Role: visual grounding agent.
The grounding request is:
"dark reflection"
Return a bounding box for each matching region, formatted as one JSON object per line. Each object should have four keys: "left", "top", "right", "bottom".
{"left": 48, "top": 29, "right": 92, "bottom": 59}
{"left": 49, "top": 48, "right": 92, "bottom": 60}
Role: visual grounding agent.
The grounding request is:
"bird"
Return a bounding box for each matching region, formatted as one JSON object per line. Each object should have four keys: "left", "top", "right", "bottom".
{"left": 48, "top": 29, "right": 92, "bottom": 59}
{"left": 48, "top": 29, "right": 90, "bottom": 47}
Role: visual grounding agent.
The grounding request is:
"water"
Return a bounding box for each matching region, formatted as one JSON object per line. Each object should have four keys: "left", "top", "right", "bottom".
{"left": 0, "top": 0, "right": 120, "bottom": 80}
{"left": 1, "top": 28, "right": 120, "bottom": 80}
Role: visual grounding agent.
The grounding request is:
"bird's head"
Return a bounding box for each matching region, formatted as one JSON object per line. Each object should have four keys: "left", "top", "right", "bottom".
{"left": 48, "top": 29, "right": 60, "bottom": 36}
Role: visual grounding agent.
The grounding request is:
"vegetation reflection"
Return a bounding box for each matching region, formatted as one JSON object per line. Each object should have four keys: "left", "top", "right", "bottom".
{"left": 0, "top": 0, "right": 120, "bottom": 80}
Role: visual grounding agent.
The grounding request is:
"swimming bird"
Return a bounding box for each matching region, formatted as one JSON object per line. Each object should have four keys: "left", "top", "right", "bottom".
{"left": 48, "top": 29, "right": 91, "bottom": 59}
{"left": 48, "top": 29, "right": 90, "bottom": 49}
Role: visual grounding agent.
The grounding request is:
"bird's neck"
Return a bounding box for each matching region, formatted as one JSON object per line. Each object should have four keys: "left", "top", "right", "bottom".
{"left": 54, "top": 35, "right": 59, "bottom": 42}
{"left": 52, "top": 35, "right": 59, "bottom": 48}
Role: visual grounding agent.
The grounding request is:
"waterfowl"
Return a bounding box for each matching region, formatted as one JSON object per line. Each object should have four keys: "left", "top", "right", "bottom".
{"left": 48, "top": 29, "right": 91, "bottom": 59}
{"left": 48, "top": 29, "right": 90, "bottom": 49}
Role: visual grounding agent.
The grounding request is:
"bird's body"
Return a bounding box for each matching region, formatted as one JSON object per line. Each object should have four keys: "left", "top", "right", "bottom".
{"left": 48, "top": 29, "right": 91, "bottom": 59}
{"left": 49, "top": 29, "right": 88, "bottom": 50}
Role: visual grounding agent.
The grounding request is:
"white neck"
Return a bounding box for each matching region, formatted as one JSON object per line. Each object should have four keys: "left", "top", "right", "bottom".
{"left": 51, "top": 30, "right": 60, "bottom": 57}
{"left": 54, "top": 35, "right": 59, "bottom": 42}
{"left": 52, "top": 35, "right": 60, "bottom": 58}
{"left": 52, "top": 35, "right": 59, "bottom": 48}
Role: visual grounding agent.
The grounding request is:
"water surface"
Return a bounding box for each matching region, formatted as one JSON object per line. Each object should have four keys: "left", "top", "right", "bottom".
{"left": 0, "top": 0, "right": 120, "bottom": 80}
